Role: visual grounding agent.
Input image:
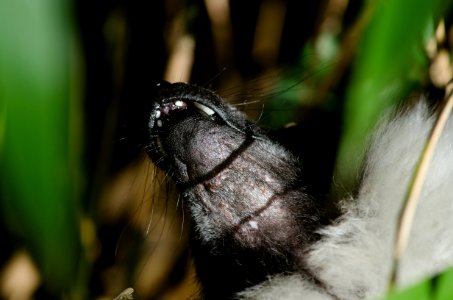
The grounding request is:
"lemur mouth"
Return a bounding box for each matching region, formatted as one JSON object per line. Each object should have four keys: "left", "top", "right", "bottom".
{"left": 149, "top": 97, "right": 216, "bottom": 130}
{"left": 147, "top": 97, "right": 218, "bottom": 160}
{"left": 146, "top": 82, "right": 264, "bottom": 185}
{"left": 146, "top": 82, "right": 257, "bottom": 168}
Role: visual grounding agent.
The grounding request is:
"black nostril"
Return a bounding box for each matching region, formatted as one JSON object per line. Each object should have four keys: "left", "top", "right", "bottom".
{"left": 152, "top": 80, "right": 173, "bottom": 95}
{"left": 155, "top": 80, "right": 172, "bottom": 89}
{"left": 152, "top": 80, "right": 181, "bottom": 102}
{"left": 154, "top": 80, "right": 171, "bottom": 91}
{"left": 151, "top": 80, "right": 174, "bottom": 106}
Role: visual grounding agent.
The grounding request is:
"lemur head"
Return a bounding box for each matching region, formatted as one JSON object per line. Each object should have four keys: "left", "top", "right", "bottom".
{"left": 145, "top": 81, "right": 322, "bottom": 297}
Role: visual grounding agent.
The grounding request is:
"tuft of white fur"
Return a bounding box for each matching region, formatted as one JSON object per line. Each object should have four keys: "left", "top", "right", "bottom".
{"left": 237, "top": 103, "right": 453, "bottom": 300}
{"left": 237, "top": 274, "right": 333, "bottom": 300}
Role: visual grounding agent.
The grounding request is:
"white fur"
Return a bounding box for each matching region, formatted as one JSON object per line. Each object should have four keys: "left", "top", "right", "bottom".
{"left": 237, "top": 103, "right": 453, "bottom": 299}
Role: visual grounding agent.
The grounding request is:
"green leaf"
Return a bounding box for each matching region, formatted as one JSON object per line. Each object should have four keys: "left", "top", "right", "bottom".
{"left": 0, "top": 0, "right": 83, "bottom": 295}
{"left": 434, "top": 267, "right": 453, "bottom": 300}
{"left": 384, "top": 279, "right": 431, "bottom": 300}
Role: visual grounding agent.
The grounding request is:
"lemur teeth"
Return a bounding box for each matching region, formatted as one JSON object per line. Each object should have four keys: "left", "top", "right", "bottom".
{"left": 194, "top": 102, "right": 215, "bottom": 116}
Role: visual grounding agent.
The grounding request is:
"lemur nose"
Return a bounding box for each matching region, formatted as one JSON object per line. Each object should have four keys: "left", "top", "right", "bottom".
{"left": 155, "top": 80, "right": 172, "bottom": 89}
{"left": 151, "top": 80, "right": 181, "bottom": 105}
{"left": 152, "top": 80, "right": 172, "bottom": 97}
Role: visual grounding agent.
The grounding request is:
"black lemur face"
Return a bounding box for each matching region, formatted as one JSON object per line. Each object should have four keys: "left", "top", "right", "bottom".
{"left": 146, "top": 81, "right": 322, "bottom": 298}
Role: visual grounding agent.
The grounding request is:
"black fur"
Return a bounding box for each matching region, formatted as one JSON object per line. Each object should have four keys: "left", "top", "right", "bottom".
{"left": 146, "top": 82, "right": 323, "bottom": 298}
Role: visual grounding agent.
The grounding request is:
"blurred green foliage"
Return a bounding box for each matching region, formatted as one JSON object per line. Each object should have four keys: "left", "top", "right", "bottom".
{"left": 0, "top": 0, "right": 83, "bottom": 296}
